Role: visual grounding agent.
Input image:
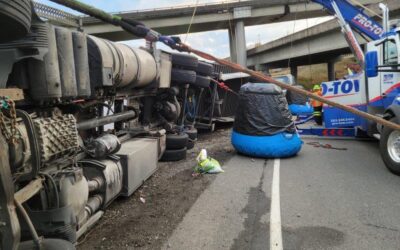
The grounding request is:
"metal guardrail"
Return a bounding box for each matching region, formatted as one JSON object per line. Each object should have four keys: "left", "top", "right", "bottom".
{"left": 214, "top": 63, "right": 238, "bottom": 74}
{"left": 112, "top": 0, "right": 251, "bottom": 15}
{"left": 33, "top": 1, "right": 81, "bottom": 28}
{"left": 82, "top": 0, "right": 308, "bottom": 24}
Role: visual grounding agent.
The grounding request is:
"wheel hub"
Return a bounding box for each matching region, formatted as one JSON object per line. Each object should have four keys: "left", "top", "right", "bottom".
{"left": 387, "top": 130, "right": 400, "bottom": 163}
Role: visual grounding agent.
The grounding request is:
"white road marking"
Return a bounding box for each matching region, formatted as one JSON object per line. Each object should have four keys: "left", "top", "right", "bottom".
{"left": 270, "top": 158, "right": 283, "bottom": 250}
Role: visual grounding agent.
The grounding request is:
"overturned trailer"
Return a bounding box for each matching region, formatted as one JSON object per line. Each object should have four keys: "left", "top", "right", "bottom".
{"left": 0, "top": 2, "right": 216, "bottom": 249}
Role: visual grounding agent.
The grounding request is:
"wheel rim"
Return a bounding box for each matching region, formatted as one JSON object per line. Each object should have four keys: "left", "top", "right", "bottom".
{"left": 387, "top": 130, "right": 400, "bottom": 163}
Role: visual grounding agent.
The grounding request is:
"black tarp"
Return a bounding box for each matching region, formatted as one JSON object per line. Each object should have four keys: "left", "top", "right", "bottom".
{"left": 233, "top": 83, "right": 296, "bottom": 136}
{"left": 286, "top": 85, "right": 308, "bottom": 105}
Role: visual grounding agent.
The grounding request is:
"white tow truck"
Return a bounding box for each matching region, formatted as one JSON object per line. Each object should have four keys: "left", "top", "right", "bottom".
{"left": 298, "top": 0, "right": 400, "bottom": 174}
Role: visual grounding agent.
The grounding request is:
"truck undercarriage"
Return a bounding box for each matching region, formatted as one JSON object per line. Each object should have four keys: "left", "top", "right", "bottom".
{"left": 0, "top": 2, "right": 220, "bottom": 248}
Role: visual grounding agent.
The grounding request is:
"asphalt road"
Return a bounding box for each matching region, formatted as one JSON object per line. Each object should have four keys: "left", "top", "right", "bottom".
{"left": 163, "top": 138, "right": 400, "bottom": 250}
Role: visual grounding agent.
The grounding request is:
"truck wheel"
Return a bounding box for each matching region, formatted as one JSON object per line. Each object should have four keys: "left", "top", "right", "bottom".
{"left": 380, "top": 118, "right": 400, "bottom": 175}
{"left": 166, "top": 133, "right": 188, "bottom": 150}
{"left": 18, "top": 239, "right": 75, "bottom": 250}
{"left": 185, "top": 127, "right": 197, "bottom": 150}
{"left": 0, "top": 0, "right": 32, "bottom": 43}
{"left": 185, "top": 127, "right": 198, "bottom": 140}
{"left": 171, "top": 68, "right": 196, "bottom": 84}
{"left": 187, "top": 139, "right": 195, "bottom": 150}
{"left": 171, "top": 53, "right": 198, "bottom": 70}
{"left": 160, "top": 147, "right": 187, "bottom": 162}
{"left": 191, "top": 75, "right": 210, "bottom": 88}
{"left": 196, "top": 61, "right": 214, "bottom": 76}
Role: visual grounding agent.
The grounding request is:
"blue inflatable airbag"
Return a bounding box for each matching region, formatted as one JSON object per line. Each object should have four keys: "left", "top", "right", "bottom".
{"left": 289, "top": 103, "right": 313, "bottom": 115}
{"left": 231, "top": 130, "right": 303, "bottom": 158}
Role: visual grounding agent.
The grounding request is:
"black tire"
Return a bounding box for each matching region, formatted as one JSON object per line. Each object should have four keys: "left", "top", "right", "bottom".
{"left": 166, "top": 133, "right": 189, "bottom": 150}
{"left": 185, "top": 127, "right": 198, "bottom": 140}
{"left": 380, "top": 118, "right": 400, "bottom": 175}
{"left": 160, "top": 147, "right": 187, "bottom": 162}
{"left": 196, "top": 61, "right": 214, "bottom": 76}
{"left": 187, "top": 139, "right": 195, "bottom": 150}
{"left": 191, "top": 75, "right": 210, "bottom": 88}
{"left": 171, "top": 53, "right": 198, "bottom": 70}
{"left": 19, "top": 238, "right": 75, "bottom": 250}
{"left": 0, "top": 0, "right": 32, "bottom": 43}
{"left": 171, "top": 68, "right": 196, "bottom": 84}
{"left": 185, "top": 127, "right": 197, "bottom": 150}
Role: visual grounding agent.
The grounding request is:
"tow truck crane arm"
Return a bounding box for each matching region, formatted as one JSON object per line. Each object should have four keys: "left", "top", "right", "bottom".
{"left": 311, "top": 0, "right": 386, "bottom": 65}
{"left": 312, "top": 0, "right": 384, "bottom": 41}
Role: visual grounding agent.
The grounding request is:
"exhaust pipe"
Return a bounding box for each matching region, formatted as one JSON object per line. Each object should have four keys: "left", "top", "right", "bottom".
{"left": 77, "top": 110, "right": 137, "bottom": 130}
{"left": 379, "top": 3, "right": 389, "bottom": 33}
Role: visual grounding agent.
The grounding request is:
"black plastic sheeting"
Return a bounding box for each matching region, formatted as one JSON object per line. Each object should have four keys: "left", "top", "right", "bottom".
{"left": 233, "top": 83, "right": 296, "bottom": 136}
{"left": 286, "top": 85, "right": 309, "bottom": 105}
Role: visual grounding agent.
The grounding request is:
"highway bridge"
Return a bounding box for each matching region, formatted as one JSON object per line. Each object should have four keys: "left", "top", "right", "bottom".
{"left": 81, "top": 0, "right": 382, "bottom": 67}
{"left": 246, "top": 0, "right": 400, "bottom": 80}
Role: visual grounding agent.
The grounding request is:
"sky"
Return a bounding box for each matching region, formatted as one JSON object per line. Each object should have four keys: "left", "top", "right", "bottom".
{"left": 36, "top": 0, "right": 333, "bottom": 58}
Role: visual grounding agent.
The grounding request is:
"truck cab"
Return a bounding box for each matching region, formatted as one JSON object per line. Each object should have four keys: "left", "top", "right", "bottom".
{"left": 366, "top": 25, "right": 400, "bottom": 110}
{"left": 365, "top": 24, "right": 400, "bottom": 174}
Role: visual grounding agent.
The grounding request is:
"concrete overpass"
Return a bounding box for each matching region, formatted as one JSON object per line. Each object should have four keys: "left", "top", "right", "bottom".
{"left": 247, "top": 0, "right": 400, "bottom": 80}
{"left": 82, "top": 0, "right": 381, "bottom": 66}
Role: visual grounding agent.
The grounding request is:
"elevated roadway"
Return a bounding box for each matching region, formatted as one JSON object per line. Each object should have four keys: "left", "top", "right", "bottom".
{"left": 81, "top": 0, "right": 382, "bottom": 66}
{"left": 246, "top": 0, "right": 400, "bottom": 78}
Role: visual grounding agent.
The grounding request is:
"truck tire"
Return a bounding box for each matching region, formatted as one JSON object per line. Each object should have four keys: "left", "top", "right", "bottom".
{"left": 0, "top": 0, "right": 32, "bottom": 43}
{"left": 185, "top": 127, "right": 198, "bottom": 140}
{"left": 171, "top": 53, "right": 198, "bottom": 70}
{"left": 160, "top": 147, "right": 187, "bottom": 162}
{"left": 166, "top": 133, "right": 189, "bottom": 150}
{"left": 191, "top": 75, "right": 210, "bottom": 88}
{"left": 380, "top": 118, "right": 400, "bottom": 175}
{"left": 185, "top": 127, "right": 198, "bottom": 150}
{"left": 187, "top": 139, "right": 195, "bottom": 150}
{"left": 171, "top": 68, "right": 196, "bottom": 84}
{"left": 196, "top": 61, "right": 214, "bottom": 76}
{"left": 19, "top": 238, "right": 75, "bottom": 250}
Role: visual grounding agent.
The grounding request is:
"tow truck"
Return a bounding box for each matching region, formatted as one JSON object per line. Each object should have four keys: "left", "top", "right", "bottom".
{"left": 294, "top": 0, "right": 400, "bottom": 174}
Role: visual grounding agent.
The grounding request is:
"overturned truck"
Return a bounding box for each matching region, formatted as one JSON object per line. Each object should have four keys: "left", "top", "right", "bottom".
{"left": 0, "top": 2, "right": 215, "bottom": 249}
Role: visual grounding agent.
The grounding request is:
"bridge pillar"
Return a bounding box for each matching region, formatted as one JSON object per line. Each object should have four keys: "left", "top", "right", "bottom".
{"left": 228, "top": 27, "right": 237, "bottom": 63}
{"left": 235, "top": 20, "right": 247, "bottom": 67}
{"left": 255, "top": 64, "right": 270, "bottom": 75}
{"left": 327, "top": 59, "right": 337, "bottom": 81}
{"left": 290, "top": 65, "right": 298, "bottom": 81}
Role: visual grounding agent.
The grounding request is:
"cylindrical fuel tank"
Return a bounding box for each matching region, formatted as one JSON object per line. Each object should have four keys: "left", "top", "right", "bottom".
{"left": 103, "top": 40, "right": 122, "bottom": 83}
{"left": 55, "top": 27, "right": 78, "bottom": 99}
{"left": 114, "top": 44, "right": 157, "bottom": 88}
{"left": 130, "top": 47, "right": 157, "bottom": 87}
{"left": 87, "top": 35, "right": 114, "bottom": 88}
{"left": 87, "top": 36, "right": 157, "bottom": 89}
{"left": 114, "top": 43, "right": 138, "bottom": 88}
{"left": 72, "top": 31, "right": 91, "bottom": 97}
{"left": 28, "top": 24, "right": 62, "bottom": 100}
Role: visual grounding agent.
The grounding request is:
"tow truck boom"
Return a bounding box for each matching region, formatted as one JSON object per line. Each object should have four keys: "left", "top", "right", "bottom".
{"left": 312, "top": 0, "right": 385, "bottom": 41}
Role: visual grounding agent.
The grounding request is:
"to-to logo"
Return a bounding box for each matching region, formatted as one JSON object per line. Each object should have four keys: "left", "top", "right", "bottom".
{"left": 352, "top": 14, "right": 383, "bottom": 36}
{"left": 322, "top": 79, "right": 360, "bottom": 96}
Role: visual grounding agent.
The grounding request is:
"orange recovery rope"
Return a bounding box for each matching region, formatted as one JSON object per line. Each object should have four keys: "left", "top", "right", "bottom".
{"left": 49, "top": 0, "right": 400, "bottom": 131}
{"left": 174, "top": 43, "right": 400, "bottom": 131}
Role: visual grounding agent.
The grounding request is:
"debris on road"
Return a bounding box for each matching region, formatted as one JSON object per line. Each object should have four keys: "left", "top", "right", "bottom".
{"left": 194, "top": 149, "right": 224, "bottom": 174}
{"left": 307, "top": 142, "right": 348, "bottom": 151}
